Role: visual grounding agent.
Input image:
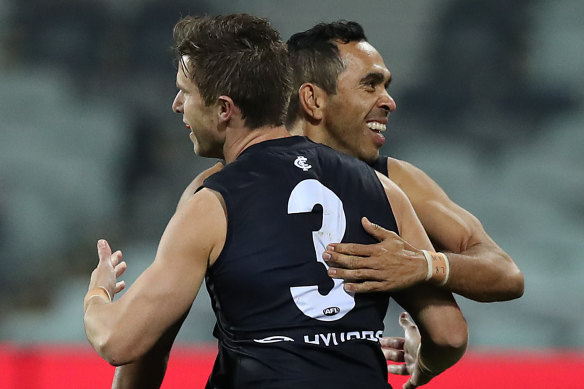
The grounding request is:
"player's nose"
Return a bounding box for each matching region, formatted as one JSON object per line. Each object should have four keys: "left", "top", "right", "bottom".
{"left": 378, "top": 92, "right": 396, "bottom": 114}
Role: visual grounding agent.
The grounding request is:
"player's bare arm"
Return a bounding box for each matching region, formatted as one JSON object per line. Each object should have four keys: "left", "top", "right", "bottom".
{"left": 84, "top": 188, "right": 226, "bottom": 366}
{"left": 389, "top": 157, "right": 523, "bottom": 301}
{"left": 111, "top": 311, "right": 190, "bottom": 389}
{"left": 325, "top": 157, "right": 523, "bottom": 302}
{"left": 377, "top": 172, "right": 468, "bottom": 388}
{"left": 111, "top": 163, "right": 224, "bottom": 388}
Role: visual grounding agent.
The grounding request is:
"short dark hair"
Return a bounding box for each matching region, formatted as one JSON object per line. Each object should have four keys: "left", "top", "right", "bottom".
{"left": 285, "top": 21, "right": 367, "bottom": 127}
{"left": 173, "top": 14, "right": 292, "bottom": 129}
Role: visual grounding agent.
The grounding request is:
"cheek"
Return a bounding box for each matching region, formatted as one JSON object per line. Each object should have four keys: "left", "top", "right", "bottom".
{"left": 184, "top": 100, "right": 200, "bottom": 121}
{"left": 342, "top": 99, "right": 367, "bottom": 119}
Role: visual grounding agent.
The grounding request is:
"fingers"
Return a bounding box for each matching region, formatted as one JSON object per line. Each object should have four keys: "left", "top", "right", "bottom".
{"left": 323, "top": 245, "right": 379, "bottom": 273}
{"left": 91, "top": 239, "right": 128, "bottom": 304}
{"left": 402, "top": 380, "right": 416, "bottom": 389}
{"left": 361, "top": 217, "right": 394, "bottom": 242}
{"left": 97, "top": 239, "right": 112, "bottom": 263}
{"left": 97, "top": 240, "right": 122, "bottom": 265}
{"left": 383, "top": 348, "right": 405, "bottom": 362}
{"left": 398, "top": 312, "right": 421, "bottom": 360}
{"left": 387, "top": 363, "right": 409, "bottom": 375}
{"left": 399, "top": 312, "right": 418, "bottom": 340}
{"left": 381, "top": 336, "right": 405, "bottom": 362}
{"left": 380, "top": 336, "right": 405, "bottom": 349}
{"left": 97, "top": 240, "right": 125, "bottom": 267}
{"left": 328, "top": 264, "right": 385, "bottom": 280}
{"left": 399, "top": 312, "right": 415, "bottom": 329}
{"left": 399, "top": 312, "right": 420, "bottom": 342}
{"left": 115, "top": 260, "right": 127, "bottom": 278}
{"left": 110, "top": 250, "right": 123, "bottom": 267}
{"left": 342, "top": 281, "right": 388, "bottom": 293}
{"left": 115, "top": 280, "right": 126, "bottom": 294}
{"left": 111, "top": 251, "right": 127, "bottom": 293}
{"left": 324, "top": 242, "right": 374, "bottom": 259}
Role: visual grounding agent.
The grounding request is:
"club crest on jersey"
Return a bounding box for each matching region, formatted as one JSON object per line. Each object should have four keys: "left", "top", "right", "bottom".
{"left": 294, "top": 156, "right": 312, "bottom": 171}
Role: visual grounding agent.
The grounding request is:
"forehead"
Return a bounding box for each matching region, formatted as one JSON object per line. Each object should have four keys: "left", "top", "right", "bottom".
{"left": 337, "top": 41, "right": 390, "bottom": 80}
{"left": 176, "top": 55, "right": 193, "bottom": 85}
{"left": 177, "top": 55, "right": 189, "bottom": 75}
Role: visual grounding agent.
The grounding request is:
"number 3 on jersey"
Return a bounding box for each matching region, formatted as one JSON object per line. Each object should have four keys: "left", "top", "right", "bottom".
{"left": 288, "top": 179, "right": 355, "bottom": 321}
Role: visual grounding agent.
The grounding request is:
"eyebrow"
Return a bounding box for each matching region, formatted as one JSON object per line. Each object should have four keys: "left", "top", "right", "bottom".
{"left": 360, "top": 72, "right": 392, "bottom": 88}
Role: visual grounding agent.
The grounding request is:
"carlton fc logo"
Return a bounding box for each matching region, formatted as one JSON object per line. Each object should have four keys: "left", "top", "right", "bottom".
{"left": 294, "top": 156, "right": 312, "bottom": 171}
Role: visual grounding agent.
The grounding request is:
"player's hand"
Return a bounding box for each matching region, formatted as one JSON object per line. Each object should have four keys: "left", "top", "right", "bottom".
{"left": 323, "top": 217, "right": 427, "bottom": 292}
{"left": 384, "top": 313, "right": 422, "bottom": 387}
{"left": 87, "top": 239, "right": 127, "bottom": 300}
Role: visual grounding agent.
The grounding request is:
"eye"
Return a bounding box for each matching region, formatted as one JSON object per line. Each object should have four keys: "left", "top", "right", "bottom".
{"left": 364, "top": 81, "right": 376, "bottom": 92}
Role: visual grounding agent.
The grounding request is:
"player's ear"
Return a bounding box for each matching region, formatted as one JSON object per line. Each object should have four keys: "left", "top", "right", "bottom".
{"left": 298, "top": 83, "right": 326, "bottom": 121}
{"left": 217, "top": 95, "right": 239, "bottom": 124}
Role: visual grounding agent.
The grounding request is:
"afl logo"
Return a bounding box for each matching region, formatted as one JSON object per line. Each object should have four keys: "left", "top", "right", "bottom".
{"left": 323, "top": 307, "right": 340, "bottom": 316}
{"left": 294, "top": 156, "right": 312, "bottom": 171}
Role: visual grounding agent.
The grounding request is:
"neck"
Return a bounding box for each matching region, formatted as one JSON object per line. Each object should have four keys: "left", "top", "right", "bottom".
{"left": 288, "top": 119, "right": 305, "bottom": 136}
{"left": 289, "top": 118, "right": 333, "bottom": 149}
{"left": 300, "top": 121, "right": 331, "bottom": 148}
{"left": 223, "top": 125, "right": 291, "bottom": 163}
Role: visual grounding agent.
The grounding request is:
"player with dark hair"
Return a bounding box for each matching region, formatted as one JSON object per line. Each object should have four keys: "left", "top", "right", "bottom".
{"left": 285, "top": 20, "right": 523, "bottom": 302}
{"left": 84, "top": 14, "right": 467, "bottom": 389}
{"left": 284, "top": 19, "right": 523, "bottom": 379}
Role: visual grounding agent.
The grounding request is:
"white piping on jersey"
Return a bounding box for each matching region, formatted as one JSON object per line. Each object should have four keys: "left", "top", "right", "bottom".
{"left": 253, "top": 335, "right": 295, "bottom": 343}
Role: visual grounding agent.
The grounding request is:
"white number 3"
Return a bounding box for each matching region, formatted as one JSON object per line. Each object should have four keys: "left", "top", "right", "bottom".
{"left": 288, "top": 179, "right": 355, "bottom": 321}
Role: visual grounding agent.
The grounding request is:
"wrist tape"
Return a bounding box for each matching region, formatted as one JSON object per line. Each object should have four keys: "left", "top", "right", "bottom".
{"left": 83, "top": 286, "right": 112, "bottom": 312}
{"left": 421, "top": 250, "right": 450, "bottom": 286}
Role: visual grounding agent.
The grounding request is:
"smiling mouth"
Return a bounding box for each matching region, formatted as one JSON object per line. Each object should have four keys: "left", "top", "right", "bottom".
{"left": 366, "top": 122, "right": 386, "bottom": 132}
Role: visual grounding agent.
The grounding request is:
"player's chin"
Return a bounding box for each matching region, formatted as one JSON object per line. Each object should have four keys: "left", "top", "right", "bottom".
{"left": 361, "top": 147, "right": 381, "bottom": 164}
{"left": 196, "top": 144, "right": 224, "bottom": 160}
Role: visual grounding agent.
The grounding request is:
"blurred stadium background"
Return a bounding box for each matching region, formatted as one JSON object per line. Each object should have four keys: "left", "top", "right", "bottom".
{"left": 0, "top": 0, "right": 583, "bottom": 387}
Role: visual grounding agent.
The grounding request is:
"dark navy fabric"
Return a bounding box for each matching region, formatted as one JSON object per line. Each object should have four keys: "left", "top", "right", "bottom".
{"left": 369, "top": 155, "right": 389, "bottom": 177}
{"left": 202, "top": 136, "right": 397, "bottom": 389}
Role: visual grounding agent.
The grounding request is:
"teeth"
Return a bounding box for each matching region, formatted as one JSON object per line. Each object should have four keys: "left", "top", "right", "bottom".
{"left": 367, "top": 122, "right": 386, "bottom": 132}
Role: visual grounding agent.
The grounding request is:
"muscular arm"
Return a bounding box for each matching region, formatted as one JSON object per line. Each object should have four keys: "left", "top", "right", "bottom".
{"left": 109, "top": 162, "right": 225, "bottom": 387}
{"left": 111, "top": 310, "right": 190, "bottom": 389}
{"left": 380, "top": 172, "right": 468, "bottom": 387}
{"left": 388, "top": 157, "right": 523, "bottom": 302}
{"left": 325, "top": 159, "right": 523, "bottom": 302}
{"left": 84, "top": 188, "right": 226, "bottom": 367}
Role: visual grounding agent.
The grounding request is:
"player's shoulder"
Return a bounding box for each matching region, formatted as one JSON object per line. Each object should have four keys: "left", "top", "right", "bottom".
{"left": 385, "top": 156, "right": 450, "bottom": 204}
{"left": 386, "top": 156, "right": 430, "bottom": 183}
{"left": 387, "top": 156, "right": 417, "bottom": 173}
{"left": 172, "top": 186, "right": 227, "bottom": 237}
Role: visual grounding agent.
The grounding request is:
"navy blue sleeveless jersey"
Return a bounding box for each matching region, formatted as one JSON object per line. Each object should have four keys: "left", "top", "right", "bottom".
{"left": 369, "top": 156, "right": 389, "bottom": 177}
{"left": 202, "top": 136, "right": 397, "bottom": 389}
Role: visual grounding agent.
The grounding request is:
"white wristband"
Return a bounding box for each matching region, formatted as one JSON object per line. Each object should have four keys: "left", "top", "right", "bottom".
{"left": 438, "top": 252, "right": 450, "bottom": 286}
{"left": 97, "top": 285, "right": 113, "bottom": 302}
{"left": 421, "top": 250, "right": 450, "bottom": 286}
{"left": 422, "top": 250, "right": 433, "bottom": 281}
